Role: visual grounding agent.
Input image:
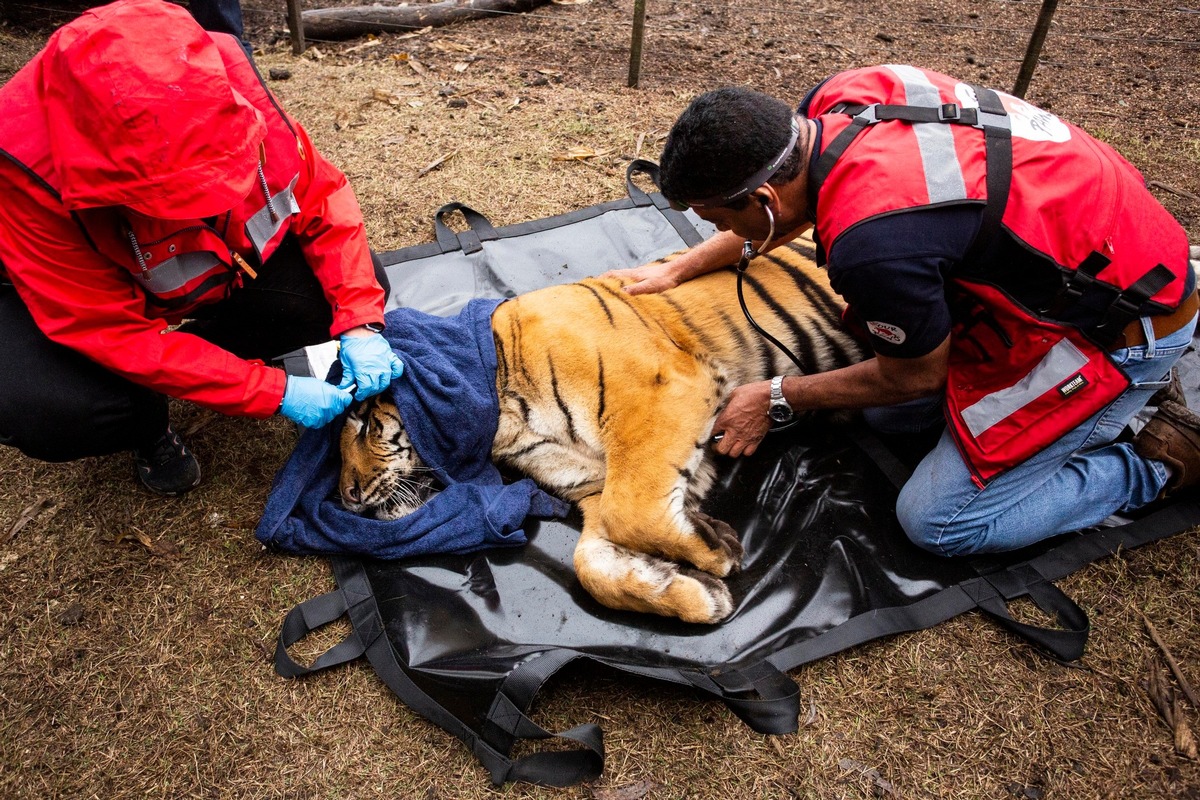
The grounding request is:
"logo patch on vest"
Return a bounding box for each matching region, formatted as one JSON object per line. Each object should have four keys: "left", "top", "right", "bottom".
{"left": 1057, "top": 373, "right": 1088, "bottom": 397}
{"left": 866, "top": 320, "right": 906, "bottom": 345}
{"left": 954, "top": 84, "right": 1071, "bottom": 143}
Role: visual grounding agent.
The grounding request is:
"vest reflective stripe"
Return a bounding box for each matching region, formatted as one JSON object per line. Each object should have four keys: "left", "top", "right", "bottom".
{"left": 959, "top": 337, "right": 1088, "bottom": 439}
{"left": 130, "top": 250, "right": 223, "bottom": 294}
{"left": 245, "top": 174, "right": 300, "bottom": 260}
{"left": 885, "top": 65, "right": 968, "bottom": 205}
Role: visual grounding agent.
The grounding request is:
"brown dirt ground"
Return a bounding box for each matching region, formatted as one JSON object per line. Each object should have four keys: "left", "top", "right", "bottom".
{"left": 1, "top": 1, "right": 1200, "bottom": 798}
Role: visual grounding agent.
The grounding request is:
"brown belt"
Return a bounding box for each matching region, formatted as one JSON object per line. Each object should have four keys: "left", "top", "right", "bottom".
{"left": 1109, "top": 287, "right": 1199, "bottom": 350}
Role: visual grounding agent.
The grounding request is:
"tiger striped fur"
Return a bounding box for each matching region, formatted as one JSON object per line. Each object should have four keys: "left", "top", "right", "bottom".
{"left": 340, "top": 239, "right": 866, "bottom": 624}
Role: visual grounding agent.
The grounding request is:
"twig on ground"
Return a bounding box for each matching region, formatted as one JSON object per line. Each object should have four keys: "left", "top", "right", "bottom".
{"left": 1142, "top": 612, "right": 1200, "bottom": 708}
{"left": 1148, "top": 181, "right": 1200, "bottom": 203}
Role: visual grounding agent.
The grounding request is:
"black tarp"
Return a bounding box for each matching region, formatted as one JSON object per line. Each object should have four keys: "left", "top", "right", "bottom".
{"left": 270, "top": 162, "right": 1200, "bottom": 787}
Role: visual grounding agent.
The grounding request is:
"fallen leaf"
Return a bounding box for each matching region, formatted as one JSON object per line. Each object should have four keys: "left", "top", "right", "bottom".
{"left": 838, "top": 758, "right": 896, "bottom": 797}
{"left": 417, "top": 150, "right": 458, "bottom": 178}
{"left": 409, "top": 59, "right": 429, "bottom": 77}
{"left": 372, "top": 88, "right": 402, "bottom": 106}
{"left": 552, "top": 146, "right": 609, "bottom": 161}
{"left": 344, "top": 39, "right": 381, "bottom": 54}
{"left": 55, "top": 602, "right": 85, "bottom": 627}
{"left": 432, "top": 40, "right": 473, "bottom": 53}
{"left": 453, "top": 62, "right": 469, "bottom": 73}
{"left": 635, "top": 131, "right": 646, "bottom": 156}
{"left": 506, "top": 96, "right": 522, "bottom": 111}
{"left": 115, "top": 528, "right": 180, "bottom": 558}
{"left": 407, "top": 100, "right": 425, "bottom": 108}
{"left": 395, "top": 26, "right": 432, "bottom": 40}
{"left": 6, "top": 496, "right": 56, "bottom": 543}
{"left": 307, "top": 46, "right": 324, "bottom": 61}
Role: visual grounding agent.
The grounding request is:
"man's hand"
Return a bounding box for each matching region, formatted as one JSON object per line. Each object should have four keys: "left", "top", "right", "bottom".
{"left": 338, "top": 328, "right": 405, "bottom": 401}
{"left": 711, "top": 380, "right": 773, "bottom": 457}
{"left": 601, "top": 261, "right": 681, "bottom": 296}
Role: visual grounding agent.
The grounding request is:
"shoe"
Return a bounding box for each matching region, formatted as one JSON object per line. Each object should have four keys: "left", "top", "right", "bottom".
{"left": 1134, "top": 400, "right": 1200, "bottom": 498}
{"left": 1147, "top": 367, "right": 1185, "bottom": 407}
{"left": 134, "top": 425, "right": 202, "bottom": 496}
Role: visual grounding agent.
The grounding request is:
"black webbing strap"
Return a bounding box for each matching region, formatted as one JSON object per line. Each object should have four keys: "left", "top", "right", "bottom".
{"left": 847, "top": 425, "right": 915, "bottom": 491}
{"left": 274, "top": 589, "right": 371, "bottom": 678}
{"left": 309, "top": 559, "right": 602, "bottom": 787}
{"left": 433, "top": 201, "right": 500, "bottom": 254}
{"left": 681, "top": 660, "right": 801, "bottom": 734}
{"left": 1092, "top": 263, "right": 1178, "bottom": 346}
{"left": 808, "top": 112, "right": 872, "bottom": 214}
{"left": 965, "top": 563, "right": 1090, "bottom": 661}
{"left": 627, "top": 159, "right": 709, "bottom": 248}
{"left": 1056, "top": 249, "right": 1112, "bottom": 307}
{"left": 962, "top": 85, "right": 1013, "bottom": 265}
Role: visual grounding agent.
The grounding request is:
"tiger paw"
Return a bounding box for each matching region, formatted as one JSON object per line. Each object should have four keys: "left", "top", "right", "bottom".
{"left": 688, "top": 511, "right": 744, "bottom": 576}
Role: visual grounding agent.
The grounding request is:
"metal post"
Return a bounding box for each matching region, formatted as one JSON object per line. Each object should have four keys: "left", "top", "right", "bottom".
{"left": 286, "top": 0, "right": 306, "bottom": 56}
{"left": 628, "top": 0, "right": 647, "bottom": 88}
{"left": 1012, "top": 0, "right": 1059, "bottom": 99}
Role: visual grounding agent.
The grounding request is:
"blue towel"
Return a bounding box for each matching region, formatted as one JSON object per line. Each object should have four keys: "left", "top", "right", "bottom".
{"left": 256, "top": 299, "right": 570, "bottom": 560}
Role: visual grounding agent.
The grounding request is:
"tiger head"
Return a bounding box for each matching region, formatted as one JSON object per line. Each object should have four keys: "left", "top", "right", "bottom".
{"left": 339, "top": 391, "right": 437, "bottom": 520}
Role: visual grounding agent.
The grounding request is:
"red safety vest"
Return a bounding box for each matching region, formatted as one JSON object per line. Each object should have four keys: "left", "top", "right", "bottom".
{"left": 804, "top": 65, "right": 1191, "bottom": 485}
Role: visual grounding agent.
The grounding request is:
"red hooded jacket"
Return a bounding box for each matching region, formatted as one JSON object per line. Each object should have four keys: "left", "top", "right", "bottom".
{"left": 0, "top": 0, "right": 385, "bottom": 418}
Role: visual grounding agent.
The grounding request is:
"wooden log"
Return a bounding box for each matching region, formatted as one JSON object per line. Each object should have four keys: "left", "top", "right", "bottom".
{"left": 302, "top": 0, "right": 551, "bottom": 41}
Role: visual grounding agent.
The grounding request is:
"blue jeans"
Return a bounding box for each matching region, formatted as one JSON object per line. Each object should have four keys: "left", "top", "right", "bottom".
{"left": 870, "top": 313, "right": 1198, "bottom": 556}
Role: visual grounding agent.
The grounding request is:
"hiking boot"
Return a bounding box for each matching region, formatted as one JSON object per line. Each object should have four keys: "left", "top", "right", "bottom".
{"left": 134, "top": 425, "right": 202, "bottom": 496}
{"left": 1134, "top": 400, "right": 1200, "bottom": 498}
{"left": 1147, "top": 367, "right": 1186, "bottom": 408}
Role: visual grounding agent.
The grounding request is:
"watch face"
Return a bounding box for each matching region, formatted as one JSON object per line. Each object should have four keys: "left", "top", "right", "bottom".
{"left": 769, "top": 403, "right": 794, "bottom": 423}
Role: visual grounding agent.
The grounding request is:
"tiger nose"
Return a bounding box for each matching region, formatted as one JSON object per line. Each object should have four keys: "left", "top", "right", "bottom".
{"left": 343, "top": 481, "right": 362, "bottom": 504}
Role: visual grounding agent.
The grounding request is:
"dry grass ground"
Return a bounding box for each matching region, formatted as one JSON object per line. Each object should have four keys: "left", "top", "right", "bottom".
{"left": 1, "top": 0, "right": 1199, "bottom": 797}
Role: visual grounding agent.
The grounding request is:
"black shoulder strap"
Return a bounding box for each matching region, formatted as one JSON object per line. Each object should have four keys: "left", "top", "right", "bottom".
{"left": 808, "top": 87, "right": 1013, "bottom": 260}
{"left": 962, "top": 85, "right": 1013, "bottom": 264}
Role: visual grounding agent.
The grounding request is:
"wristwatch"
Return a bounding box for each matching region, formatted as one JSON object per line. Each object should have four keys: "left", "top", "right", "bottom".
{"left": 768, "top": 375, "right": 794, "bottom": 423}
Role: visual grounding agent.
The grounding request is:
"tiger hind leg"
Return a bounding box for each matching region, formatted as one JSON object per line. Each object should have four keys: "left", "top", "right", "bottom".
{"left": 573, "top": 497, "right": 735, "bottom": 624}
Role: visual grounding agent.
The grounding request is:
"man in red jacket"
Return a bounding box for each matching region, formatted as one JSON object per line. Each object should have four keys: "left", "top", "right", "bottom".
{"left": 0, "top": 0, "right": 403, "bottom": 495}
{"left": 613, "top": 69, "right": 1199, "bottom": 556}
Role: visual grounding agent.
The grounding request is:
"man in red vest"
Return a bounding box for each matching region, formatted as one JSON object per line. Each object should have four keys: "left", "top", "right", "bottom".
{"left": 613, "top": 67, "right": 1199, "bottom": 556}
{"left": 0, "top": 0, "right": 404, "bottom": 496}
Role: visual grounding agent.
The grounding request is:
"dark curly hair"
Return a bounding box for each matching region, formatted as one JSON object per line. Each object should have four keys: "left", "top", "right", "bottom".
{"left": 659, "top": 87, "right": 803, "bottom": 209}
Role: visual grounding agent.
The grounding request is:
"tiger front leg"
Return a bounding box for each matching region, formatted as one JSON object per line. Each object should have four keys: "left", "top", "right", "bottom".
{"left": 573, "top": 497, "right": 735, "bottom": 624}
{"left": 599, "top": 416, "right": 742, "bottom": 579}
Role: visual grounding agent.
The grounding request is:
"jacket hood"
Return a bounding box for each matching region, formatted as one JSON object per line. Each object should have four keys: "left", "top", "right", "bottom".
{"left": 38, "top": 0, "right": 267, "bottom": 219}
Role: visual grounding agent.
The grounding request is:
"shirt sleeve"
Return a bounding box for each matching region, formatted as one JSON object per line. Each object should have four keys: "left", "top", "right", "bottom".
{"left": 825, "top": 205, "right": 982, "bottom": 358}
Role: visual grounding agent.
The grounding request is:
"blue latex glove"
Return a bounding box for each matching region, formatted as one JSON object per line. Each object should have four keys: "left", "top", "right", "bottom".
{"left": 280, "top": 376, "right": 353, "bottom": 429}
{"left": 338, "top": 332, "right": 405, "bottom": 401}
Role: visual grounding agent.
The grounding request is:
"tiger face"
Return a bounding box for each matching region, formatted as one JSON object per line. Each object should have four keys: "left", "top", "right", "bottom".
{"left": 338, "top": 392, "right": 436, "bottom": 520}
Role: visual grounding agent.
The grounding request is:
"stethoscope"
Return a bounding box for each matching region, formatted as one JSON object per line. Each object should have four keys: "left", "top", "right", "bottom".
{"left": 714, "top": 200, "right": 809, "bottom": 439}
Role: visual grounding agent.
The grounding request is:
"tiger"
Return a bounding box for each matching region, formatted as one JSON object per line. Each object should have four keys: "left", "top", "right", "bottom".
{"left": 339, "top": 239, "right": 867, "bottom": 624}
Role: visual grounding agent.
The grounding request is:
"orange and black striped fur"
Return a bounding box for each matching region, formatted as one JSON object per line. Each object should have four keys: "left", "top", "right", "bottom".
{"left": 340, "top": 239, "right": 866, "bottom": 624}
